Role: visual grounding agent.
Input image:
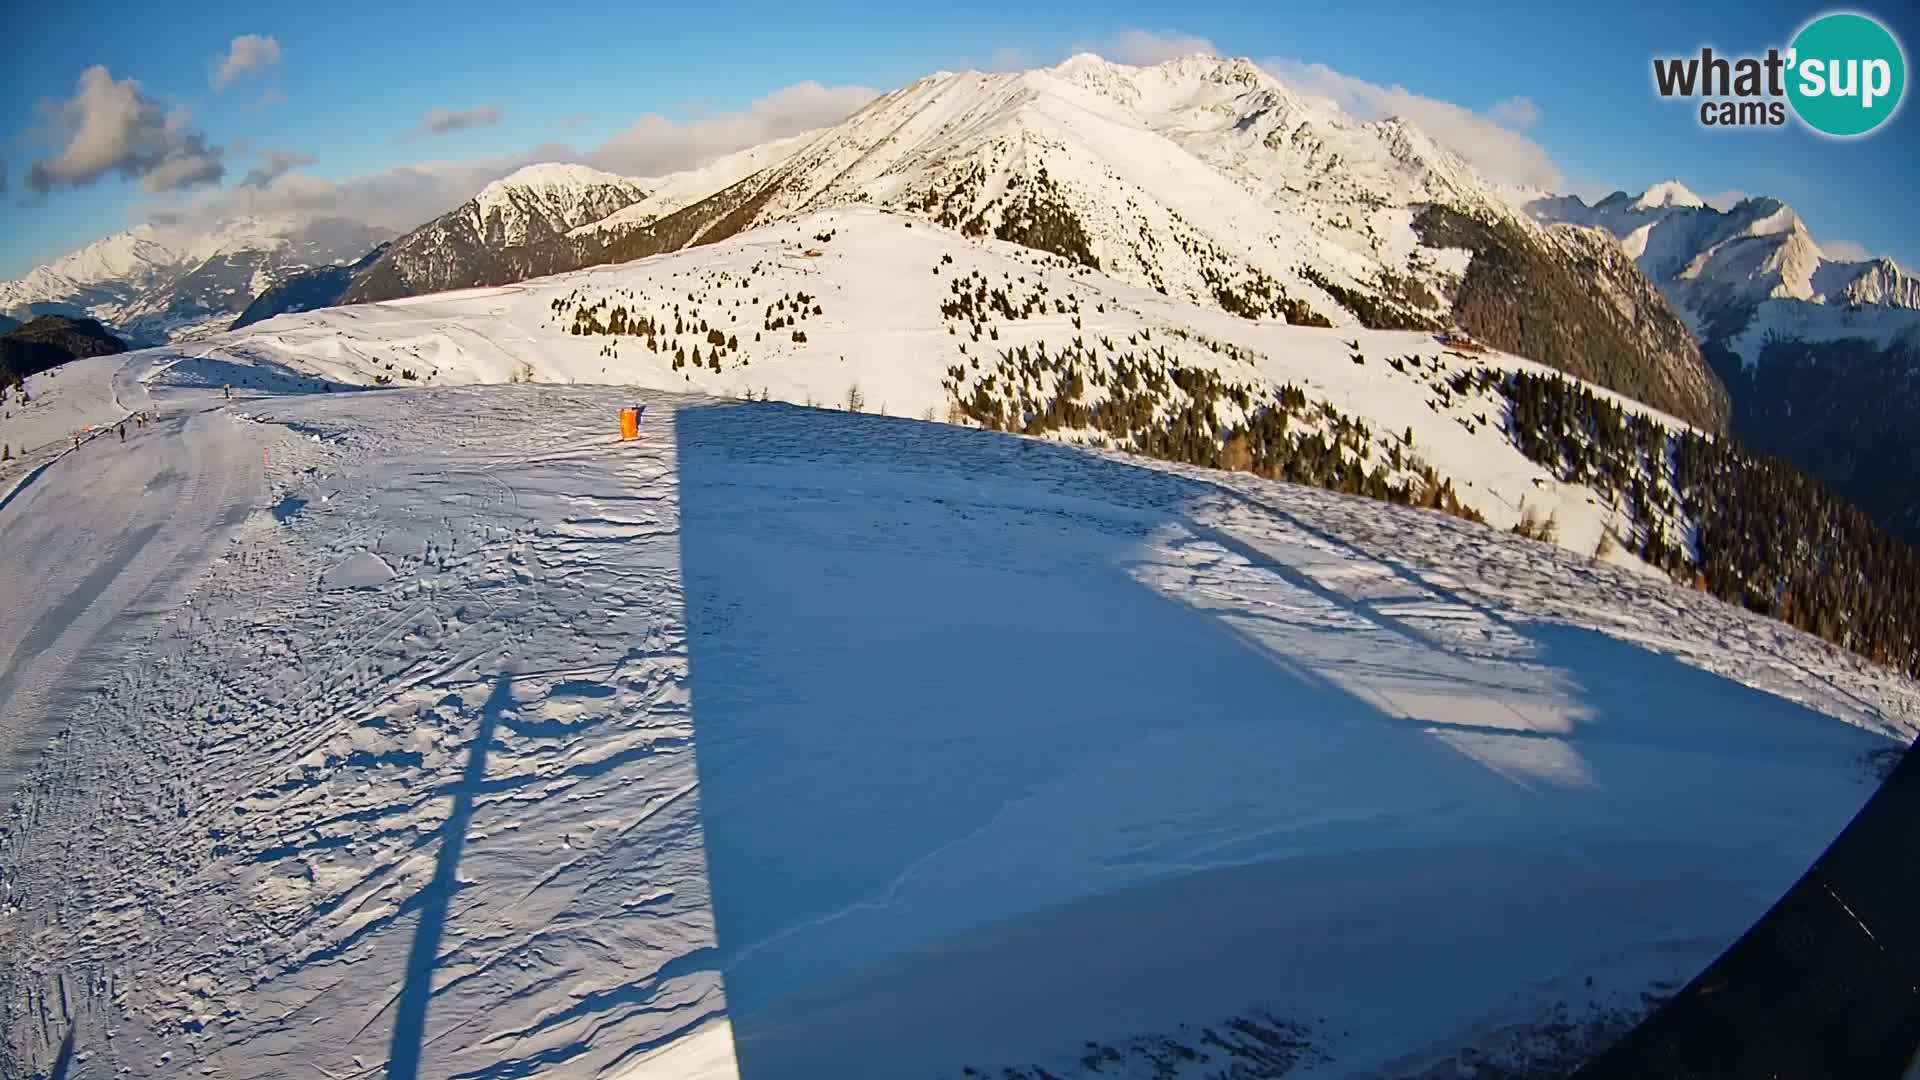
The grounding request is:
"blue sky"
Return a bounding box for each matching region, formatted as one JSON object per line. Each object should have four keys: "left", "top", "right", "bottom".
{"left": 4, "top": 0, "right": 1916, "bottom": 277}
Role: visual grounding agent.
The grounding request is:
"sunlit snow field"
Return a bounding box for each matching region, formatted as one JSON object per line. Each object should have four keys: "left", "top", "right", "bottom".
{"left": 0, "top": 354, "right": 1913, "bottom": 1079}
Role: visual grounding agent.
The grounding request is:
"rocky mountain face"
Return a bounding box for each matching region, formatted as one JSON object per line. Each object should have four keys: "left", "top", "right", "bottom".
{"left": 1532, "top": 182, "right": 1920, "bottom": 338}
{"left": 1408, "top": 206, "right": 1725, "bottom": 432}
{"left": 1724, "top": 334, "right": 1920, "bottom": 541}
{"left": 338, "top": 165, "right": 648, "bottom": 304}
{"left": 0, "top": 226, "right": 181, "bottom": 332}
{"left": 0, "top": 315, "right": 129, "bottom": 382}
{"left": 0, "top": 218, "right": 392, "bottom": 345}
{"left": 1533, "top": 182, "right": 1920, "bottom": 542}
{"left": 230, "top": 243, "right": 391, "bottom": 330}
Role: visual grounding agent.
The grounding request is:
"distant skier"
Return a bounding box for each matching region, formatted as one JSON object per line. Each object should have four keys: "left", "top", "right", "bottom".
{"left": 223, "top": 384, "right": 232, "bottom": 400}
{"left": 118, "top": 423, "right": 125, "bottom": 442}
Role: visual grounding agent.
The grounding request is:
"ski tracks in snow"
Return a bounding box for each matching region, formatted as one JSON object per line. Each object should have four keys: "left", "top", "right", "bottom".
{"left": 2, "top": 390, "right": 1916, "bottom": 1080}
{"left": 0, "top": 387, "right": 726, "bottom": 1079}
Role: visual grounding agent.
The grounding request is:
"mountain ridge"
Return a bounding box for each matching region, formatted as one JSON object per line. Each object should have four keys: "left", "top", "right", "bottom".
{"left": 229, "top": 243, "right": 393, "bottom": 330}
{"left": 0, "top": 314, "right": 129, "bottom": 384}
{"left": 1529, "top": 184, "right": 1920, "bottom": 342}
{"left": 0, "top": 217, "right": 392, "bottom": 345}
{"left": 337, "top": 165, "right": 648, "bottom": 304}
{"left": 324, "top": 53, "right": 1729, "bottom": 430}
{"left": 1531, "top": 182, "right": 1920, "bottom": 542}
{"left": 146, "top": 200, "right": 1920, "bottom": 679}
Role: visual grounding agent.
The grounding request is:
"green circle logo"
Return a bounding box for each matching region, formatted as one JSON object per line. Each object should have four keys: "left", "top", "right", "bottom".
{"left": 1787, "top": 12, "right": 1906, "bottom": 136}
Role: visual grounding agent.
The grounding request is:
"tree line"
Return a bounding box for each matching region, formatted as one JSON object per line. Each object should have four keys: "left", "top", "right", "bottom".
{"left": 1497, "top": 368, "right": 1920, "bottom": 677}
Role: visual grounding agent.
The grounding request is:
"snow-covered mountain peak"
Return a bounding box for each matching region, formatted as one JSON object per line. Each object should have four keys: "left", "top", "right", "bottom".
{"left": 1050, "top": 51, "right": 1123, "bottom": 78}
{"left": 479, "top": 162, "right": 638, "bottom": 201}
{"left": 176, "top": 215, "right": 304, "bottom": 261}
{"left": 1533, "top": 184, "right": 1920, "bottom": 326}
{"left": 2, "top": 214, "right": 390, "bottom": 344}
{"left": 1633, "top": 181, "right": 1706, "bottom": 210}
{"left": 1525, "top": 176, "right": 1920, "bottom": 548}
{"left": 1043, "top": 52, "right": 1303, "bottom": 121}
{"left": 13, "top": 225, "right": 180, "bottom": 295}
{"left": 1036, "top": 53, "right": 1145, "bottom": 111}
{"left": 1829, "top": 257, "right": 1920, "bottom": 308}
{"left": 336, "top": 163, "right": 650, "bottom": 305}
{"left": 1732, "top": 198, "right": 1804, "bottom": 238}
{"left": 339, "top": 47, "right": 1723, "bottom": 428}
{"left": 474, "top": 163, "right": 645, "bottom": 211}
{"left": 459, "top": 162, "right": 650, "bottom": 248}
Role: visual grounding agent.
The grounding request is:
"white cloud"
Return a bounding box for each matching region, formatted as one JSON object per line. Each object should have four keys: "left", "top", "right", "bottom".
{"left": 1702, "top": 188, "right": 1749, "bottom": 210}
{"left": 239, "top": 148, "right": 317, "bottom": 189}
{"left": 1820, "top": 238, "right": 1876, "bottom": 262}
{"left": 212, "top": 34, "right": 282, "bottom": 91}
{"left": 143, "top": 153, "right": 226, "bottom": 193}
{"left": 141, "top": 143, "right": 574, "bottom": 234}
{"left": 410, "top": 106, "right": 505, "bottom": 139}
{"left": 982, "top": 46, "right": 1037, "bottom": 73}
{"left": 1263, "top": 59, "right": 1564, "bottom": 191}
{"left": 253, "top": 88, "right": 285, "bottom": 110}
{"left": 588, "top": 80, "right": 875, "bottom": 177}
{"left": 26, "top": 65, "right": 225, "bottom": 195}
{"left": 1092, "top": 29, "right": 1218, "bottom": 66}
{"left": 1488, "top": 96, "right": 1541, "bottom": 130}
{"left": 141, "top": 76, "right": 874, "bottom": 239}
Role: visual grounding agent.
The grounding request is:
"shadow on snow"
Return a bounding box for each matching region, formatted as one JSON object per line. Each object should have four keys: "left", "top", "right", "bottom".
{"left": 672, "top": 404, "right": 1895, "bottom": 1077}
{"left": 387, "top": 673, "right": 511, "bottom": 1080}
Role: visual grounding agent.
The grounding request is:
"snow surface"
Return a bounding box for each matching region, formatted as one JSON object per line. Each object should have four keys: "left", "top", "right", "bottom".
{"left": 1, "top": 341, "right": 1915, "bottom": 1078}
{"left": 3, "top": 375, "right": 726, "bottom": 1079}
{"left": 1726, "top": 294, "right": 1920, "bottom": 369}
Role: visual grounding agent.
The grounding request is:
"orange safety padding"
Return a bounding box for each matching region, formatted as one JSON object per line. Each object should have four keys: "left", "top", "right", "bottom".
{"left": 619, "top": 407, "right": 640, "bottom": 440}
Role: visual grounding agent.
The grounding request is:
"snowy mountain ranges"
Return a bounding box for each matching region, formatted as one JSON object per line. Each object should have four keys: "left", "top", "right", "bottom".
{"left": 1529, "top": 181, "right": 1920, "bottom": 542}
{"left": 11, "top": 53, "right": 1920, "bottom": 580}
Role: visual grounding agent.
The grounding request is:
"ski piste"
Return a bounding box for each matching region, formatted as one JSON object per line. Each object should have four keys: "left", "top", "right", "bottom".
{"left": 0, "top": 345, "right": 1911, "bottom": 1077}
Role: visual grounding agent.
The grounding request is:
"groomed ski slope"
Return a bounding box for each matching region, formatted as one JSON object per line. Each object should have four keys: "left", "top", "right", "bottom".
{"left": 0, "top": 353, "right": 1915, "bottom": 1079}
